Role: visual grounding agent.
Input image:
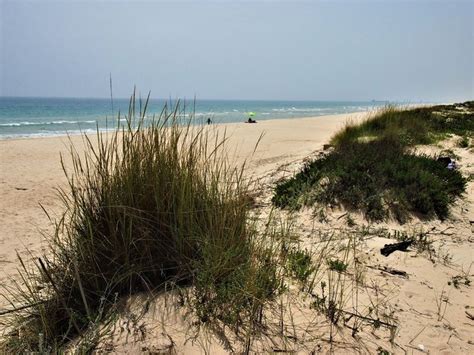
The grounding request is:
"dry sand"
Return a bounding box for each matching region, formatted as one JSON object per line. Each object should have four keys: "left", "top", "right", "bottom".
{"left": 0, "top": 112, "right": 473, "bottom": 353}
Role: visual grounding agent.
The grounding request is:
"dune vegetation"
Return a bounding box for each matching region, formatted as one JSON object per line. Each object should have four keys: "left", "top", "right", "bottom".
{"left": 273, "top": 103, "right": 472, "bottom": 221}
{"left": 0, "top": 94, "right": 289, "bottom": 352}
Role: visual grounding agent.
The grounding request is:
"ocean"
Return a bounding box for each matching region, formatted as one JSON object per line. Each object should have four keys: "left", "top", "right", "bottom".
{"left": 0, "top": 97, "right": 390, "bottom": 139}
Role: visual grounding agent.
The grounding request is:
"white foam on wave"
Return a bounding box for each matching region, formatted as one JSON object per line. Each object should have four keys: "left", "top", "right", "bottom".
{"left": 271, "top": 107, "right": 334, "bottom": 113}
{"left": 194, "top": 112, "right": 213, "bottom": 117}
{"left": 0, "top": 128, "right": 117, "bottom": 140}
{"left": 0, "top": 120, "right": 97, "bottom": 127}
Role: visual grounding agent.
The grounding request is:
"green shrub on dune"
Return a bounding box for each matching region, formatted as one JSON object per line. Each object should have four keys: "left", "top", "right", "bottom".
{"left": 274, "top": 103, "right": 471, "bottom": 221}
{"left": 273, "top": 137, "right": 466, "bottom": 221}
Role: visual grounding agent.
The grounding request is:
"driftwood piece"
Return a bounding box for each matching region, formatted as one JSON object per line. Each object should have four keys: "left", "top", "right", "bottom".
{"left": 381, "top": 240, "right": 413, "bottom": 257}
{"left": 368, "top": 265, "right": 409, "bottom": 278}
{"left": 381, "top": 266, "right": 408, "bottom": 278}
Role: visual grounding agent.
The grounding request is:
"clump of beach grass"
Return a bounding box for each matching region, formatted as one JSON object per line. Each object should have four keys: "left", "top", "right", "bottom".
{"left": 0, "top": 93, "right": 286, "bottom": 352}
{"left": 273, "top": 103, "right": 470, "bottom": 221}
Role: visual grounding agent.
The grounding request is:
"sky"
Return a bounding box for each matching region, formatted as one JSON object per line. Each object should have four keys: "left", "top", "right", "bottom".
{"left": 1, "top": 0, "right": 473, "bottom": 102}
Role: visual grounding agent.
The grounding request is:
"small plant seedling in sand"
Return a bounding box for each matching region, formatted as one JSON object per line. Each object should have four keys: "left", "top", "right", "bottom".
{"left": 286, "top": 248, "right": 315, "bottom": 283}
{"left": 448, "top": 275, "right": 471, "bottom": 289}
{"left": 457, "top": 135, "right": 470, "bottom": 148}
{"left": 327, "top": 259, "right": 348, "bottom": 273}
{"left": 346, "top": 214, "right": 356, "bottom": 227}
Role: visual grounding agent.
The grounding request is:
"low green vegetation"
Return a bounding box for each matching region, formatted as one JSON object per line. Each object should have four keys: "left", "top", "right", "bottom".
{"left": 327, "top": 259, "right": 348, "bottom": 273}
{"left": 273, "top": 137, "right": 466, "bottom": 221}
{"left": 457, "top": 135, "right": 470, "bottom": 148}
{"left": 0, "top": 94, "right": 286, "bottom": 352}
{"left": 286, "top": 248, "right": 315, "bottom": 282}
{"left": 273, "top": 102, "right": 471, "bottom": 221}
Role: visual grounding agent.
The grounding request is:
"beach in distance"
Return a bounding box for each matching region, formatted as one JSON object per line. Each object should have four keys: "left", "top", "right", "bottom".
{"left": 0, "top": 97, "right": 392, "bottom": 139}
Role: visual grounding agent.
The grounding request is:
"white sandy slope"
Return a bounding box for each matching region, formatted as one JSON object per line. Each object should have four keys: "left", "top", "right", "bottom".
{"left": 0, "top": 112, "right": 473, "bottom": 353}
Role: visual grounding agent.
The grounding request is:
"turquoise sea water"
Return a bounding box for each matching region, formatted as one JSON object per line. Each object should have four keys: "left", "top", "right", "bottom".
{"left": 0, "top": 97, "right": 390, "bottom": 139}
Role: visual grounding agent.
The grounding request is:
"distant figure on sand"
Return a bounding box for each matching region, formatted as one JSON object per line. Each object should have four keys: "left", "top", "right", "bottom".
{"left": 246, "top": 112, "right": 257, "bottom": 123}
{"left": 207, "top": 117, "right": 212, "bottom": 125}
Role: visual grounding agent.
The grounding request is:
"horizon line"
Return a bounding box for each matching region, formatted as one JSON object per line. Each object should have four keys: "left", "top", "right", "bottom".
{"left": 0, "top": 95, "right": 438, "bottom": 103}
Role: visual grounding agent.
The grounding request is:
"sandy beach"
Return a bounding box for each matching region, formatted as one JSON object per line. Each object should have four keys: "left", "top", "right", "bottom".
{"left": 1, "top": 111, "right": 473, "bottom": 353}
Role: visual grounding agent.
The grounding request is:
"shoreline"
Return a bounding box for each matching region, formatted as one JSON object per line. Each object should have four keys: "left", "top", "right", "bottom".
{"left": 0, "top": 102, "right": 438, "bottom": 142}
{"left": 0, "top": 111, "right": 368, "bottom": 142}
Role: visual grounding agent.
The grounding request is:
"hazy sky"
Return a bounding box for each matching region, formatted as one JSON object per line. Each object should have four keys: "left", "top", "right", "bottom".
{"left": 1, "top": 0, "right": 473, "bottom": 101}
